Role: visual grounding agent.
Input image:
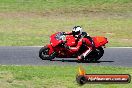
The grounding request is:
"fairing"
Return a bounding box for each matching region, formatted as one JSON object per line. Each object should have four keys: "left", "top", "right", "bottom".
{"left": 50, "top": 32, "right": 63, "bottom": 47}
{"left": 66, "top": 35, "right": 76, "bottom": 47}
{"left": 92, "top": 36, "right": 108, "bottom": 48}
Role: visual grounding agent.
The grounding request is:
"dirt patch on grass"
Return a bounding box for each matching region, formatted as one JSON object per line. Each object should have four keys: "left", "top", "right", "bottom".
{"left": 0, "top": 11, "right": 42, "bottom": 19}
{"left": 0, "top": 9, "right": 132, "bottom": 19}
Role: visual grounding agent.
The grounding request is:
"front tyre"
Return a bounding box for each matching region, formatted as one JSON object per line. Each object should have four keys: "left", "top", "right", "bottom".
{"left": 39, "top": 46, "right": 50, "bottom": 60}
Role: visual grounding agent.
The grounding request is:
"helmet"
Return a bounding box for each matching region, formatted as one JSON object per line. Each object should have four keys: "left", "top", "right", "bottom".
{"left": 72, "top": 26, "right": 82, "bottom": 38}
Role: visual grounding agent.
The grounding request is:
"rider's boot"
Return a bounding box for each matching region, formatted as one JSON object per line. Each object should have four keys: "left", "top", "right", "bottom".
{"left": 77, "top": 47, "right": 92, "bottom": 62}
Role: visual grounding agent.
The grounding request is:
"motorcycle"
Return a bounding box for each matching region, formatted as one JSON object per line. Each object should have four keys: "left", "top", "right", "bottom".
{"left": 39, "top": 32, "right": 108, "bottom": 62}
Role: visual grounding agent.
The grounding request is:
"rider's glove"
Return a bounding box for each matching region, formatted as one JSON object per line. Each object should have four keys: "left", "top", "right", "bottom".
{"left": 62, "top": 32, "right": 66, "bottom": 35}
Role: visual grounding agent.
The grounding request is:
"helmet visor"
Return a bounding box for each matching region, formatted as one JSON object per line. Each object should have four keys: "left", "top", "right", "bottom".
{"left": 72, "top": 31, "right": 80, "bottom": 35}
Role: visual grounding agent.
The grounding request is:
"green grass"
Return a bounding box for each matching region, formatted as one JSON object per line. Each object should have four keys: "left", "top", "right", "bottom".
{"left": 0, "top": 16, "right": 132, "bottom": 46}
{"left": 0, "top": 0, "right": 132, "bottom": 46}
{"left": 0, "top": 1, "right": 131, "bottom": 88}
{"left": 0, "top": 0, "right": 131, "bottom": 12}
{"left": 0, "top": 65, "right": 131, "bottom": 88}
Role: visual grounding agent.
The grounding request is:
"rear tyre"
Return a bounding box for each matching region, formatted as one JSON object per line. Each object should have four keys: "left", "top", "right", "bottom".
{"left": 39, "top": 46, "right": 50, "bottom": 60}
{"left": 86, "top": 47, "right": 104, "bottom": 62}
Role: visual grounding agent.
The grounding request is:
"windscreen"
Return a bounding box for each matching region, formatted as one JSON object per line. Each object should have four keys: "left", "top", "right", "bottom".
{"left": 55, "top": 32, "right": 66, "bottom": 41}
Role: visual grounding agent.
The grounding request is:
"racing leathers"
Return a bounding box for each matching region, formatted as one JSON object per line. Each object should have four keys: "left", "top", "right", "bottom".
{"left": 63, "top": 32, "right": 95, "bottom": 60}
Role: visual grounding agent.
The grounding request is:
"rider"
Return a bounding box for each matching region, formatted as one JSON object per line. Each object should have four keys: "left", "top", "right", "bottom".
{"left": 63, "top": 26, "right": 95, "bottom": 60}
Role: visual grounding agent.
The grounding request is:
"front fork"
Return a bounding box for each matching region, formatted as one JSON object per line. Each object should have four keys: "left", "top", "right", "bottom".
{"left": 46, "top": 44, "right": 57, "bottom": 60}
{"left": 47, "top": 44, "right": 54, "bottom": 55}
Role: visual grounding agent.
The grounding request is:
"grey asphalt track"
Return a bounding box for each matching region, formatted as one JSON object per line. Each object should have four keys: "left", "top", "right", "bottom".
{"left": 0, "top": 46, "right": 132, "bottom": 67}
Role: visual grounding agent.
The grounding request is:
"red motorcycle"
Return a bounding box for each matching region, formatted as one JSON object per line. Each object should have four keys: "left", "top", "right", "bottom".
{"left": 39, "top": 32, "right": 108, "bottom": 62}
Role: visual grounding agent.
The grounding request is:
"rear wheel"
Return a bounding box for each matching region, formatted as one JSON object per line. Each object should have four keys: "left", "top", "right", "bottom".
{"left": 39, "top": 46, "right": 50, "bottom": 60}
{"left": 85, "top": 47, "right": 104, "bottom": 62}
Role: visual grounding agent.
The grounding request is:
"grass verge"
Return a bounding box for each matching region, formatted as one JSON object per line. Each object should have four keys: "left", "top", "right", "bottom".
{"left": 0, "top": 0, "right": 132, "bottom": 46}
{"left": 0, "top": 65, "right": 131, "bottom": 88}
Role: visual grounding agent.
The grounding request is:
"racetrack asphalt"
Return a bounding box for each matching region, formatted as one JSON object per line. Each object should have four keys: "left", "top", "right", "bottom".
{"left": 0, "top": 46, "right": 132, "bottom": 67}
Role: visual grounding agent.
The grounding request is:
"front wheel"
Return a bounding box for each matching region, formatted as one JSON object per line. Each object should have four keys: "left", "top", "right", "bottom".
{"left": 39, "top": 46, "right": 57, "bottom": 60}
{"left": 39, "top": 46, "right": 50, "bottom": 60}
